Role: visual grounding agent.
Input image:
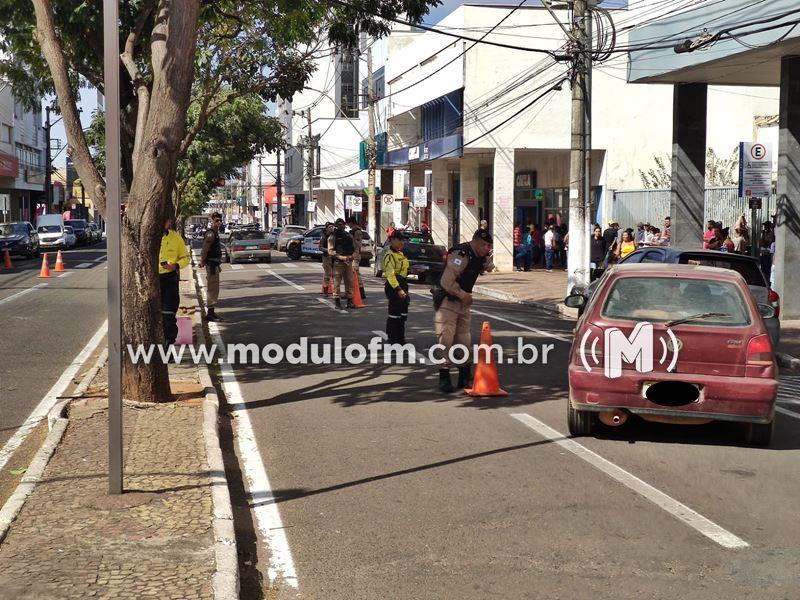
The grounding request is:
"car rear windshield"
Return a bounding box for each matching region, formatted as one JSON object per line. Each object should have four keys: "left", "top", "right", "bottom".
{"left": 679, "top": 255, "right": 766, "bottom": 287}
{"left": 38, "top": 225, "right": 61, "bottom": 233}
{"left": 64, "top": 226, "right": 74, "bottom": 233}
{"left": 232, "top": 231, "right": 266, "bottom": 240}
{"left": 396, "top": 233, "right": 434, "bottom": 244}
{"left": 0, "top": 224, "right": 27, "bottom": 235}
{"left": 65, "top": 220, "right": 86, "bottom": 230}
{"left": 601, "top": 277, "right": 752, "bottom": 326}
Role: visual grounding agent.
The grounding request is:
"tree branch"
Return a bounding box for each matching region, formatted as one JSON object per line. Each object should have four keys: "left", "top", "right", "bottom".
{"left": 31, "top": 0, "right": 107, "bottom": 214}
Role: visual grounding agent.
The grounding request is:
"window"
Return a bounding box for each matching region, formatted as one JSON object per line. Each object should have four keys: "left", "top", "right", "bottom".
{"left": 2, "top": 125, "right": 12, "bottom": 144}
{"left": 336, "top": 51, "right": 359, "bottom": 119}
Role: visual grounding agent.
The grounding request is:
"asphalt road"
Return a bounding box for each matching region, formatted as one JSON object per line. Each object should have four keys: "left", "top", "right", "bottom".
{"left": 202, "top": 251, "right": 800, "bottom": 600}
{"left": 0, "top": 243, "right": 107, "bottom": 454}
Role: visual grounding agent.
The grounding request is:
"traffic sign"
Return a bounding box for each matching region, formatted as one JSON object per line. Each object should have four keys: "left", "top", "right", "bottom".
{"left": 413, "top": 186, "right": 427, "bottom": 208}
{"left": 739, "top": 142, "right": 772, "bottom": 199}
{"left": 381, "top": 194, "right": 394, "bottom": 213}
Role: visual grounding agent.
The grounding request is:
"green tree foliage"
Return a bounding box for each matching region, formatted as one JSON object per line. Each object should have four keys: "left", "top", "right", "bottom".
{"left": 639, "top": 147, "right": 740, "bottom": 189}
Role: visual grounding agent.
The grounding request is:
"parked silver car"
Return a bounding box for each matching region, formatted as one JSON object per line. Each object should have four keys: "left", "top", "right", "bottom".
{"left": 226, "top": 229, "right": 272, "bottom": 264}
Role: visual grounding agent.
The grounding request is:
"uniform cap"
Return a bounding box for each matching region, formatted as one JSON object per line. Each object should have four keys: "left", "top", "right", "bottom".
{"left": 389, "top": 229, "right": 405, "bottom": 240}
{"left": 473, "top": 229, "right": 493, "bottom": 244}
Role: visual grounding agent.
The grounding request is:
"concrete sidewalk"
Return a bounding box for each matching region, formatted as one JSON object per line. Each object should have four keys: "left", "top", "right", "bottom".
{"left": 473, "top": 268, "right": 800, "bottom": 366}
{"left": 0, "top": 262, "right": 236, "bottom": 599}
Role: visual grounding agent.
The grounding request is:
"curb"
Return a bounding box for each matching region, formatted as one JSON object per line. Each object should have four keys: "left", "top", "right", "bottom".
{"left": 0, "top": 348, "right": 108, "bottom": 545}
{"left": 777, "top": 352, "right": 800, "bottom": 371}
{"left": 473, "top": 284, "right": 579, "bottom": 319}
{"left": 186, "top": 255, "right": 239, "bottom": 600}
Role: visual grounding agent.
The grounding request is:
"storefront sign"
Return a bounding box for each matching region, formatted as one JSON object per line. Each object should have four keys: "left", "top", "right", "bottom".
{"left": 0, "top": 152, "right": 19, "bottom": 179}
{"left": 465, "top": 197, "right": 476, "bottom": 207}
{"left": 435, "top": 197, "right": 445, "bottom": 205}
{"left": 498, "top": 196, "right": 511, "bottom": 208}
{"left": 515, "top": 172, "right": 536, "bottom": 189}
{"left": 739, "top": 142, "right": 772, "bottom": 198}
{"left": 408, "top": 147, "right": 420, "bottom": 161}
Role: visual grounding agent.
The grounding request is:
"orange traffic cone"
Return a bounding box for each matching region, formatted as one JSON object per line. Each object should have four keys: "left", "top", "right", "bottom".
{"left": 3, "top": 250, "right": 12, "bottom": 270}
{"left": 351, "top": 270, "right": 366, "bottom": 308}
{"left": 38, "top": 253, "right": 51, "bottom": 278}
{"left": 54, "top": 250, "right": 66, "bottom": 272}
{"left": 465, "top": 321, "right": 508, "bottom": 397}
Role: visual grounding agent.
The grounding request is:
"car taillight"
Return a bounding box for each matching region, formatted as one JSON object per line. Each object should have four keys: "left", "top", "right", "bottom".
{"left": 746, "top": 333, "right": 774, "bottom": 378}
{"left": 258, "top": 245, "right": 270, "bottom": 250}
{"left": 768, "top": 289, "right": 780, "bottom": 318}
{"left": 232, "top": 245, "right": 245, "bottom": 251}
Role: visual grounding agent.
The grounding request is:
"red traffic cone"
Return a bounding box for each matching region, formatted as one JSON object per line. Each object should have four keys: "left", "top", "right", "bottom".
{"left": 54, "top": 250, "right": 66, "bottom": 272}
{"left": 38, "top": 253, "right": 51, "bottom": 278}
{"left": 351, "top": 270, "right": 366, "bottom": 308}
{"left": 465, "top": 321, "right": 508, "bottom": 397}
{"left": 3, "top": 250, "right": 12, "bottom": 270}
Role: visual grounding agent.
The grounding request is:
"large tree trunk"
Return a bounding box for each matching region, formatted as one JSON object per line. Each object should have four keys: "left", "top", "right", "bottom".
{"left": 120, "top": 0, "right": 202, "bottom": 402}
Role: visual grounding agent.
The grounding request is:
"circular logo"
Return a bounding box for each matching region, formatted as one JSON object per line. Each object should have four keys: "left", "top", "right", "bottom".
{"left": 750, "top": 144, "right": 767, "bottom": 160}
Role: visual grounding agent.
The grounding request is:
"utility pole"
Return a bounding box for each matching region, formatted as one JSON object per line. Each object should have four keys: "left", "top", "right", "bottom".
{"left": 306, "top": 107, "right": 314, "bottom": 228}
{"left": 44, "top": 105, "right": 52, "bottom": 210}
{"left": 567, "top": 0, "right": 592, "bottom": 293}
{"left": 276, "top": 147, "right": 283, "bottom": 226}
{"left": 366, "top": 43, "right": 378, "bottom": 245}
{"left": 258, "top": 157, "right": 265, "bottom": 230}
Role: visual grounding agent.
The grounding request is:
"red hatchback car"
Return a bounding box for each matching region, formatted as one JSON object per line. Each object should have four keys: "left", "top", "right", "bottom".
{"left": 565, "top": 264, "right": 779, "bottom": 445}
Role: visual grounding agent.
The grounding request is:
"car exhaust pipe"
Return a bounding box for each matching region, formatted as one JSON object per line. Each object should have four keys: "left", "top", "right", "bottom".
{"left": 599, "top": 409, "right": 628, "bottom": 427}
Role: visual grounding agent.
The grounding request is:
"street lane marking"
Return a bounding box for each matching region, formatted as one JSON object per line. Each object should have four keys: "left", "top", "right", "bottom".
{"left": 510, "top": 413, "right": 750, "bottom": 549}
{"left": 230, "top": 264, "right": 244, "bottom": 270}
{"left": 0, "top": 283, "right": 48, "bottom": 307}
{"left": 92, "top": 255, "right": 106, "bottom": 262}
{"left": 58, "top": 272, "right": 74, "bottom": 278}
{"left": 472, "top": 309, "right": 572, "bottom": 343}
{"left": 281, "top": 262, "right": 297, "bottom": 269}
{"left": 776, "top": 406, "right": 800, "bottom": 420}
{"left": 75, "top": 262, "right": 94, "bottom": 269}
{"left": 264, "top": 268, "right": 305, "bottom": 291}
{"left": 372, "top": 330, "right": 389, "bottom": 340}
{"left": 0, "top": 321, "right": 107, "bottom": 475}
{"left": 195, "top": 270, "right": 299, "bottom": 589}
{"left": 317, "top": 297, "right": 348, "bottom": 313}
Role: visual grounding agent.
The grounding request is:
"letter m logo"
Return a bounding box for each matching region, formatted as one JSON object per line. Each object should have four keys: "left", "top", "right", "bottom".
{"left": 603, "top": 322, "right": 654, "bottom": 379}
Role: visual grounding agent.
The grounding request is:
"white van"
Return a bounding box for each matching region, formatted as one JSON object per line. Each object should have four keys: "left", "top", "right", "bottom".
{"left": 37, "top": 214, "right": 70, "bottom": 249}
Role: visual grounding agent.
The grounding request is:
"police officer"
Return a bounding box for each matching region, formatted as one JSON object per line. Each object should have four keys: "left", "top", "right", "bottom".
{"left": 384, "top": 229, "right": 410, "bottom": 343}
{"left": 159, "top": 215, "right": 190, "bottom": 344}
{"left": 327, "top": 218, "right": 356, "bottom": 310}
{"left": 319, "top": 222, "right": 334, "bottom": 296}
{"left": 433, "top": 229, "right": 494, "bottom": 393}
{"left": 347, "top": 218, "right": 367, "bottom": 300}
{"left": 199, "top": 212, "right": 224, "bottom": 321}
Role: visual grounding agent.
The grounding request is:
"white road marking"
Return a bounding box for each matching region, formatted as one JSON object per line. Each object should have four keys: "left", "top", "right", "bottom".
{"left": 372, "top": 330, "right": 389, "bottom": 340}
{"left": 230, "top": 264, "right": 244, "bottom": 270}
{"left": 776, "top": 406, "right": 800, "bottom": 420}
{"left": 472, "top": 309, "right": 572, "bottom": 343}
{"left": 92, "top": 255, "right": 106, "bottom": 262}
{"left": 316, "top": 297, "right": 348, "bottom": 313}
{"left": 58, "top": 272, "right": 74, "bottom": 278}
{"left": 510, "top": 413, "right": 750, "bottom": 549}
{"left": 265, "top": 268, "right": 305, "bottom": 291}
{"left": 0, "top": 321, "right": 107, "bottom": 475}
{"left": 281, "top": 262, "right": 297, "bottom": 269}
{"left": 0, "top": 283, "right": 48, "bottom": 307}
{"left": 196, "top": 272, "right": 299, "bottom": 589}
{"left": 75, "top": 262, "right": 94, "bottom": 269}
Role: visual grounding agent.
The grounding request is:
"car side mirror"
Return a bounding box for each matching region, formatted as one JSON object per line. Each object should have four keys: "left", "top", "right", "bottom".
{"left": 758, "top": 303, "right": 775, "bottom": 319}
{"left": 564, "top": 293, "right": 587, "bottom": 309}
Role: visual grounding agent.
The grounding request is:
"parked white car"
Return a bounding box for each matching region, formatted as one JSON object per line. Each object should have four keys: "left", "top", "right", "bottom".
{"left": 63, "top": 226, "right": 78, "bottom": 248}
{"left": 38, "top": 224, "right": 69, "bottom": 249}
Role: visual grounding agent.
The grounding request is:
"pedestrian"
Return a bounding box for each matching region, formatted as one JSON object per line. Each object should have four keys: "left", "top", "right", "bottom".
{"left": 616, "top": 229, "right": 637, "bottom": 260}
{"left": 760, "top": 221, "right": 775, "bottom": 280}
{"left": 523, "top": 227, "right": 533, "bottom": 271}
{"left": 704, "top": 219, "right": 716, "bottom": 246}
{"left": 319, "top": 222, "right": 334, "bottom": 296}
{"left": 347, "top": 218, "right": 367, "bottom": 300}
{"left": 421, "top": 222, "right": 430, "bottom": 236}
{"left": 590, "top": 225, "right": 606, "bottom": 281}
{"left": 433, "top": 229, "right": 495, "bottom": 393}
{"left": 199, "top": 212, "right": 224, "bottom": 321}
{"left": 706, "top": 225, "right": 725, "bottom": 251}
{"left": 386, "top": 221, "right": 396, "bottom": 237}
{"left": 328, "top": 218, "right": 356, "bottom": 310}
{"left": 530, "top": 224, "right": 542, "bottom": 266}
{"left": 721, "top": 228, "right": 735, "bottom": 253}
{"left": 635, "top": 223, "right": 646, "bottom": 245}
{"left": 383, "top": 229, "right": 410, "bottom": 343}
{"left": 479, "top": 219, "right": 489, "bottom": 231}
{"left": 544, "top": 223, "right": 556, "bottom": 272}
{"left": 732, "top": 214, "right": 750, "bottom": 254}
{"left": 159, "top": 215, "right": 190, "bottom": 344}
{"left": 661, "top": 216, "right": 672, "bottom": 246}
{"left": 603, "top": 221, "right": 620, "bottom": 259}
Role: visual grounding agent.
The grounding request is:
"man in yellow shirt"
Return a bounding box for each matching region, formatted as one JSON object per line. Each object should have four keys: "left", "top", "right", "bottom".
{"left": 383, "top": 230, "right": 410, "bottom": 343}
{"left": 159, "top": 216, "right": 190, "bottom": 344}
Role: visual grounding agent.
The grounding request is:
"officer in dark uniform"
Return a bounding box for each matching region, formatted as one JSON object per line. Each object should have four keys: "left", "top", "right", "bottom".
{"left": 327, "top": 218, "right": 356, "bottom": 310}
{"left": 319, "top": 222, "right": 334, "bottom": 296}
{"left": 199, "top": 212, "right": 224, "bottom": 321}
{"left": 433, "top": 229, "right": 494, "bottom": 393}
{"left": 383, "top": 229, "right": 410, "bottom": 343}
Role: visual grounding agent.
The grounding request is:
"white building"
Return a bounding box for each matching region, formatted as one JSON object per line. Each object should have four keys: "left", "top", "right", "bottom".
{"left": 374, "top": 2, "right": 779, "bottom": 270}
{"left": 0, "top": 85, "right": 46, "bottom": 223}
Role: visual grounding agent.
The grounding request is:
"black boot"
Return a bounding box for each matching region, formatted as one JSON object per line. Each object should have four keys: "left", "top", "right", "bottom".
{"left": 207, "top": 307, "right": 222, "bottom": 322}
{"left": 457, "top": 366, "right": 472, "bottom": 389}
{"left": 322, "top": 284, "right": 329, "bottom": 297}
{"left": 346, "top": 299, "right": 356, "bottom": 309}
{"left": 335, "top": 298, "right": 342, "bottom": 310}
{"left": 438, "top": 369, "right": 454, "bottom": 394}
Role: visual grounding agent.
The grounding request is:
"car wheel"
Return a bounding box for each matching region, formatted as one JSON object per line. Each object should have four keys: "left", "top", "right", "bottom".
{"left": 743, "top": 420, "right": 773, "bottom": 446}
{"left": 567, "top": 398, "right": 596, "bottom": 436}
{"left": 287, "top": 246, "right": 302, "bottom": 261}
